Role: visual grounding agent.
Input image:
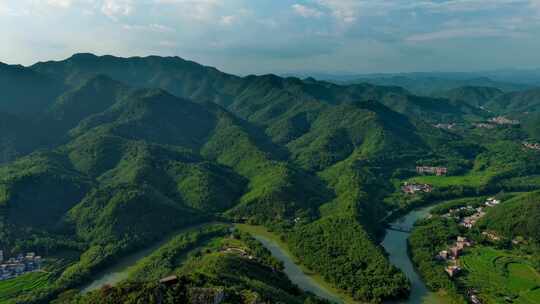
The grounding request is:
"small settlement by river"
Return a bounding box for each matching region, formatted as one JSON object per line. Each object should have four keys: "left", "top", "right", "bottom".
{"left": 385, "top": 164, "right": 508, "bottom": 304}
{"left": 0, "top": 250, "right": 43, "bottom": 281}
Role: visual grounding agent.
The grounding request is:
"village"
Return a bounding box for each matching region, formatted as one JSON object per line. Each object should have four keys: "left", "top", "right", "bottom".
{"left": 523, "top": 141, "right": 540, "bottom": 151}
{"left": 434, "top": 123, "right": 456, "bottom": 130}
{"left": 401, "top": 166, "right": 448, "bottom": 194}
{"left": 488, "top": 116, "right": 520, "bottom": 125}
{"left": 434, "top": 197, "right": 503, "bottom": 304}
{"left": 0, "top": 250, "right": 43, "bottom": 281}
{"left": 474, "top": 116, "right": 520, "bottom": 129}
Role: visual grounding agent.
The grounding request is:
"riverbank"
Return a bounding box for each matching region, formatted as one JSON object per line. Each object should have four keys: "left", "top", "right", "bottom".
{"left": 236, "top": 224, "right": 358, "bottom": 304}
{"left": 381, "top": 204, "right": 454, "bottom": 304}
{"left": 81, "top": 222, "right": 226, "bottom": 293}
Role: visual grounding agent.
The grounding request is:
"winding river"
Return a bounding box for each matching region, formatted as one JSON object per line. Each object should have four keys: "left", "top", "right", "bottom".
{"left": 381, "top": 205, "right": 444, "bottom": 304}
{"left": 252, "top": 235, "right": 345, "bottom": 304}
{"left": 81, "top": 206, "right": 441, "bottom": 303}
{"left": 81, "top": 223, "right": 212, "bottom": 293}
{"left": 248, "top": 204, "right": 445, "bottom": 304}
{"left": 80, "top": 233, "right": 177, "bottom": 293}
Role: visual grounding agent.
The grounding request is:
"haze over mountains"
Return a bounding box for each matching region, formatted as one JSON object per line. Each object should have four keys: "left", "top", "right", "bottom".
{"left": 287, "top": 70, "right": 540, "bottom": 96}
{"left": 1, "top": 53, "right": 540, "bottom": 304}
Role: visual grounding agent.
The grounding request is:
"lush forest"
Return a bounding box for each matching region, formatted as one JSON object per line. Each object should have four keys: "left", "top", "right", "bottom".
{"left": 1, "top": 53, "right": 540, "bottom": 304}
{"left": 51, "top": 229, "right": 328, "bottom": 304}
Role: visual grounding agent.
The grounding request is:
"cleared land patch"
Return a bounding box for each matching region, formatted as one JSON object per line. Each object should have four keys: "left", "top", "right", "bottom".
{"left": 460, "top": 247, "right": 540, "bottom": 304}
{"left": 0, "top": 272, "right": 50, "bottom": 303}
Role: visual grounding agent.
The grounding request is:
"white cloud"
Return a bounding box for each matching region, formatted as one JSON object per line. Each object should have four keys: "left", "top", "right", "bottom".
{"left": 101, "top": 0, "right": 133, "bottom": 19}
{"left": 408, "top": 0, "right": 527, "bottom": 13}
{"left": 122, "top": 23, "right": 175, "bottom": 33}
{"left": 47, "top": 0, "right": 73, "bottom": 8}
{"left": 316, "top": 0, "right": 361, "bottom": 23}
{"left": 220, "top": 15, "right": 236, "bottom": 25}
{"left": 531, "top": 0, "right": 540, "bottom": 14}
{"left": 405, "top": 27, "right": 523, "bottom": 42}
{"left": 154, "top": 0, "right": 221, "bottom": 22}
{"left": 292, "top": 4, "right": 323, "bottom": 18}
{"left": 0, "top": 3, "right": 11, "bottom": 15}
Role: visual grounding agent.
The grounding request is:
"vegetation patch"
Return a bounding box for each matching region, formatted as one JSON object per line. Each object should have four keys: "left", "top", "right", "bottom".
{"left": 0, "top": 272, "right": 51, "bottom": 304}
{"left": 460, "top": 246, "right": 540, "bottom": 304}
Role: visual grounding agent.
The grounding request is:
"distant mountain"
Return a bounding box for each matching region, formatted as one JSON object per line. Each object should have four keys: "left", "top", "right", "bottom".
{"left": 522, "top": 113, "right": 540, "bottom": 141}
{"left": 482, "top": 68, "right": 540, "bottom": 86}
{"left": 287, "top": 71, "right": 535, "bottom": 95}
{"left": 433, "top": 86, "right": 504, "bottom": 107}
{"left": 349, "top": 75, "right": 529, "bottom": 96}
{"left": 486, "top": 88, "right": 540, "bottom": 113}
{"left": 32, "top": 53, "right": 488, "bottom": 130}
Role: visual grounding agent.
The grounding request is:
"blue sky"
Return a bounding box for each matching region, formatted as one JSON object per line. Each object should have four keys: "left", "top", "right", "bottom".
{"left": 1, "top": 0, "right": 540, "bottom": 74}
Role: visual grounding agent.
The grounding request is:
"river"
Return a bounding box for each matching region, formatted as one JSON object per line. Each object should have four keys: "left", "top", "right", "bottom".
{"left": 81, "top": 207, "right": 441, "bottom": 303}
{"left": 381, "top": 205, "right": 444, "bottom": 304}
{"left": 253, "top": 235, "right": 345, "bottom": 304}
{"left": 80, "top": 234, "right": 175, "bottom": 293}
{"left": 80, "top": 223, "right": 212, "bottom": 293}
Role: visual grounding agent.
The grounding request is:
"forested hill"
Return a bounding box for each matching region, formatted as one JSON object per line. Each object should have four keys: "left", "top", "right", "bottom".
{"left": 0, "top": 53, "right": 537, "bottom": 303}
{"left": 31, "top": 53, "right": 488, "bottom": 126}
{"left": 433, "top": 86, "right": 504, "bottom": 107}
{"left": 485, "top": 88, "right": 540, "bottom": 114}
{"left": 479, "top": 191, "right": 540, "bottom": 243}
{"left": 0, "top": 62, "right": 65, "bottom": 115}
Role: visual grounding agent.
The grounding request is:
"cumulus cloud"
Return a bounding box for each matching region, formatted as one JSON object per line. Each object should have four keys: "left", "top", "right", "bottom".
{"left": 1, "top": 0, "right": 540, "bottom": 73}
{"left": 316, "top": 0, "right": 359, "bottom": 23}
{"left": 292, "top": 4, "right": 323, "bottom": 18}
{"left": 101, "top": 0, "right": 133, "bottom": 19}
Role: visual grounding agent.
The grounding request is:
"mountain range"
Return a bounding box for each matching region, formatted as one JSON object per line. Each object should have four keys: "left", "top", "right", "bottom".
{"left": 1, "top": 54, "right": 540, "bottom": 304}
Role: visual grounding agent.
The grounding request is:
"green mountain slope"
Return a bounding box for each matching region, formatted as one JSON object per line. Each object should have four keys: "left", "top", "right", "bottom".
{"left": 0, "top": 62, "right": 64, "bottom": 116}
{"left": 486, "top": 88, "right": 540, "bottom": 113}
{"left": 32, "top": 54, "right": 487, "bottom": 135}
{"left": 480, "top": 191, "right": 540, "bottom": 243}
{"left": 0, "top": 112, "right": 41, "bottom": 163}
{"left": 5, "top": 53, "right": 539, "bottom": 304}
{"left": 343, "top": 75, "right": 528, "bottom": 95}
{"left": 522, "top": 113, "right": 540, "bottom": 141}
{"left": 434, "top": 86, "right": 504, "bottom": 107}
{"left": 54, "top": 229, "right": 327, "bottom": 304}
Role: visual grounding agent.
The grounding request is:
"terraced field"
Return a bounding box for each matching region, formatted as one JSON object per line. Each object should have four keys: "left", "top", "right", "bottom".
{"left": 460, "top": 247, "right": 540, "bottom": 304}
{"left": 0, "top": 272, "right": 51, "bottom": 303}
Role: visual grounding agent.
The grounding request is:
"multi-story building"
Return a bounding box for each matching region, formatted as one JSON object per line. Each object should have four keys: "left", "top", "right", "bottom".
{"left": 416, "top": 166, "right": 448, "bottom": 176}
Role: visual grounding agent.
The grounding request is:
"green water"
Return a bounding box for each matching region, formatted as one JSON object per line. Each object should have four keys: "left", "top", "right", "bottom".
{"left": 81, "top": 223, "right": 213, "bottom": 293}
{"left": 253, "top": 235, "right": 345, "bottom": 304}
{"left": 381, "top": 205, "right": 443, "bottom": 304}
{"left": 80, "top": 235, "right": 173, "bottom": 293}
{"left": 80, "top": 207, "right": 444, "bottom": 303}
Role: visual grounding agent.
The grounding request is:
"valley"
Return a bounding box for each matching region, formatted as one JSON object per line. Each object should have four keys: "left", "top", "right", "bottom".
{"left": 0, "top": 53, "right": 539, "bottom": 304}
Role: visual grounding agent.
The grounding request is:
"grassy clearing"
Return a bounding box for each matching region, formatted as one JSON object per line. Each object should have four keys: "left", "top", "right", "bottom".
{"left": 460, "top": 246, "right": 540, "bottom": 304}
{"left": 236, "top": 224, "right": 358, "bottom": 304}
{"left": 408, "top": 171, "right": 493, "bottom": 188}
{"left": 0, "top": 272, "right": 50, "bottom": 303}
{"left": 422, "top": 290, "right": 456, "bottom": 304}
